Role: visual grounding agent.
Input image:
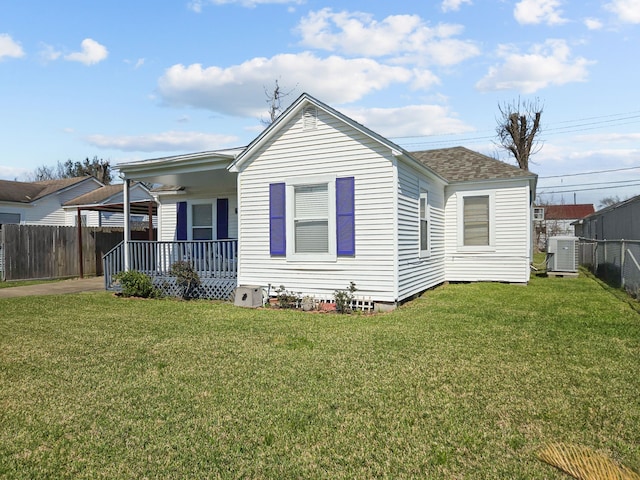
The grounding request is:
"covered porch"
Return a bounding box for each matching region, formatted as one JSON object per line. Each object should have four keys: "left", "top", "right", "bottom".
{"left": 111, "top": 148, "right": 242, "bottom": 299}
{"left": 104, "top": 239, "right": 238, "bottom": 299}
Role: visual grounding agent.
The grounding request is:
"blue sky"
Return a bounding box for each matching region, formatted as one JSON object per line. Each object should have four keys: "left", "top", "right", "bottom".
{"left": 1, "top": 0, "right": 639, "bottom": 207}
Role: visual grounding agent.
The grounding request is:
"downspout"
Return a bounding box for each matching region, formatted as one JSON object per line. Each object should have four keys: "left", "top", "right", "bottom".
{"left": 123, "top": 178, "right": 131, "bottom": 271}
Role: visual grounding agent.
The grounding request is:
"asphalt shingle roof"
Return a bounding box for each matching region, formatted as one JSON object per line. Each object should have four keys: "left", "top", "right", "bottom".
{"left": 410, "top": 146, "right": 536, "bottom": 183}
{"left": 0, "top": 177, "right": 92, "bottom": 203}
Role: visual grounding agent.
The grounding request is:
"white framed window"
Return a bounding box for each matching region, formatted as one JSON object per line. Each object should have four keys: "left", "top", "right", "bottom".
{"left": 286, "top": 175, "right": 336, "bottom": 261}
{"left": 419, "top": 188, "right": 430, "bottom": 257}
{"left": 191, "top": 203, "right": 213, "bottom": 240}
{"left": 533, "top": 207, "right": 544, "bottom": 221}
{"left": 458, "top": 192, "right": 495, "bottom": 249}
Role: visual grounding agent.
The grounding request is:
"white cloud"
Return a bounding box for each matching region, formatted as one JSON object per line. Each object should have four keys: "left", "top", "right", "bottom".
{"left": 0, "top": 33, "right": 25, "bottom": 60}
{"left": 584, "top": 17, "right": 604, "bottom": 30}
{"left": 157, "top": 52, "right": 413, "bottom": 116}
{"left": 343, "top": 104, "right": 475, "bottom": 138}
{"left": 85, "top": 131, "right": 240, "bottom": 152}
{"left": 39, "top": 43, "right": 62, "bottom": 63}
{"left": 476, "top": 39, "right": 594, "bottom": 93}
{"left": 188, "top": 0, "right": 303, "bottom": 12}
{"left": 295, "top": 9, "right": 480, "bottom": 66}
{"left": 64, "top": 38, "right": 108, "bottom": 65}
{"left": 441, "top": 0, "right": 472, "bottom": 12}
{"left": 605, "top": 0, "right": 640, "bottom": 23}
{"left": 0, "top": 164, "right": 30, "bottom": 180}
{"left": 514, "top": 0, "right": 567, "bottom": 25}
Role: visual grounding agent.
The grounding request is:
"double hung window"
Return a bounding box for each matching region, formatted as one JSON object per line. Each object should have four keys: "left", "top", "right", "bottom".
{"left": 463, "top": 195, "right": 490, "bottom": 246}
{"left": 269, "top": 176, "right": 355, "bottom": 261}
{"left": 192, "top": 203, "right": 213, "bottom": 240}
{"left": 419, "top": 189, "right": 429, "bottom": 255}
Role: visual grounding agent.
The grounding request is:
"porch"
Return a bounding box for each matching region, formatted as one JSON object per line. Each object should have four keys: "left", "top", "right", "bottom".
{"left": 104, "top": 239, "right": 238, "bottom": 299}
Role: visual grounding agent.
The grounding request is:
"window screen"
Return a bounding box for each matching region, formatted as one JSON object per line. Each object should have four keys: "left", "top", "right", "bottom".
{"left": 464, "top": 196, "right": 489, "bottom": 246}
{"left": 192, "top": 204, "right": 213, "bottom": 240}
{"left": 294, "top": 184, "right": 328, "bottom": 253}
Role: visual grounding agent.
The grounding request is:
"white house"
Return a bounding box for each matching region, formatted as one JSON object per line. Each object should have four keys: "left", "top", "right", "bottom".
{"left": 0, "top": 177, "right": 155, "bottom": 228}
{"left": 116, "top": 93, "right": 537, "bottom": 306}
{"left": 0, "top": 177, "right": 103, "bottom": 226}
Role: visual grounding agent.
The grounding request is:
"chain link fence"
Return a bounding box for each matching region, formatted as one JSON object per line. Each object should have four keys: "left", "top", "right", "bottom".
{"left": 578, "top": 238, "right": 640, "bottom": 296}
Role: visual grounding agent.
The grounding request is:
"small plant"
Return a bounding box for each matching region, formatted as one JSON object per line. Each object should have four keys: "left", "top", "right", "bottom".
{"left": 334, "top": 282, "right": 357, "bottom": 314}
{"left": 274, "top": 285, "right": 300, "bottom": 309}
{"left": 170, "top": 261, "right": 201, "bottom": 300}
{"left": 113, "top": 270, "right": 159, "bottom": 298}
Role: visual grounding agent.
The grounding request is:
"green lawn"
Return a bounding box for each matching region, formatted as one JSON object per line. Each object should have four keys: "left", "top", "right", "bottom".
{"left": 1, "top": 273, "right": 638, "bottom": 479}
{"left": 0, "top": 278, "right": 64, "bottom": 289}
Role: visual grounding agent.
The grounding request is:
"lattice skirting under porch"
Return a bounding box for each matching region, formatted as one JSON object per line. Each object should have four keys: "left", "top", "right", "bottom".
{"left": 152, "top": 276, "right": 237, "bottom": 300}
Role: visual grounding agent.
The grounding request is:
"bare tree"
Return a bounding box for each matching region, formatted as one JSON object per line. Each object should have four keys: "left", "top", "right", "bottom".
{"left": 24, "top": 157, "right": 112, "bottom": 184}
{"left": 496, "top": 97, "right": 543, "bottom": 171}
{"left": 598, "top": 196, "right": 622, "bottom": 209}
{"left": 261, "top": 79, "right": 296, "bottom": 126}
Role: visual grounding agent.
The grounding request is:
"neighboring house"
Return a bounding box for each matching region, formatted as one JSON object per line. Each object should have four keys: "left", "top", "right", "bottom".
{"left": 0, "top": 177, "right": 155, "bottom": 227}
{"left": 116, "top": 93, "right": 537, "bottom": 306}
{"left": 577, "top": 195, "right": 640, "bottom": 240}
{"left": 0, "top": 177, "right": 103, "bottom": 226}
{"left": 534, "top": 203, "right": 594, "bottom": 249}
{"left": 63, "top": 182, "right": 156, "bottom": 228}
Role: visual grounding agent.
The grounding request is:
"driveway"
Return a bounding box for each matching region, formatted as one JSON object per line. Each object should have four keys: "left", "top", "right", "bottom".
{"left": 0, "top": 277, "right": 105, "bottom": 298}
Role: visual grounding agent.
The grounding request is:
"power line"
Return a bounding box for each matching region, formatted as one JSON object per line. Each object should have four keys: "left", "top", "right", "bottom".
{"left": 540, "top": 178, "right": 640, "bottom": 189}
{"left": 538, "top": 182, "right": 640, "bottom": 195}
{"left": 390, "top": 109, "right": 640, "bottom": 146}
{"left": 539, "top": 165, "right": 640, "bottom": 179}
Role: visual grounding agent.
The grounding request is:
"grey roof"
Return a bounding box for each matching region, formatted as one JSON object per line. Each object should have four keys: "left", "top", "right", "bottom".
{"left": 63, "top": 184, "right": 124, "bottom": 206}
{"left": 0, "top": 177, "right": 92, "bottom": 203}
{"left": 410, "top": 147, "right": 537, "bottom": 183}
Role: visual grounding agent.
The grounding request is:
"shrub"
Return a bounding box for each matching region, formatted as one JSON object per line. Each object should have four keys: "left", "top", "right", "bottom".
{"left": 170, "top": 261, "right": 201, "bottom": 300}
{"left": 274, "top": 285, "right": 300, "bottom": 309}
{"left": 334, "top": 282, "right": 357, "bottom": 314}
{"left": 113, "top": 270, "right": 159, "bottom": 298}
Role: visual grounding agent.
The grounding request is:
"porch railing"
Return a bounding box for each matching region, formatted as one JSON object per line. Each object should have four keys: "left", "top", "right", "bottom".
{"left": 104, "top": 239, "right": 238, "bottom": 299}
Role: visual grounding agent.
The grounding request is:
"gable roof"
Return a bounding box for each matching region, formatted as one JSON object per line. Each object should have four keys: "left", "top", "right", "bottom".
{"left": 0, "top": 177, "right": 97, "bottom": 203}
{"left": 410, "top": 147, "right": 537, "bottom": 183}
{"left": 544, "top": 204, "right": 594, "bottom": 220}
{"left": 229, "top": 92, "right": 409, "bottom": 174}
{"left": 581, "top": 194, "right": 640, "bottom": 220}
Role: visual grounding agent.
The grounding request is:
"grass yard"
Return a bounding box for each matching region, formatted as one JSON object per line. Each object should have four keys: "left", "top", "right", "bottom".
{"left": 0, "top": 278, "right": 63, "bottom": 289}
{"left": 1, "top": 272, "right": 638, "bottom": 479}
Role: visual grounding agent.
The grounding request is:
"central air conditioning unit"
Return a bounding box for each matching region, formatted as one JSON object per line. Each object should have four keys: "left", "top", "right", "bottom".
{"left": 234, "top": 285, "right": 264, "bottom": 308}
{"left": 547, "top": 236, "right": 579, "bottom": 272}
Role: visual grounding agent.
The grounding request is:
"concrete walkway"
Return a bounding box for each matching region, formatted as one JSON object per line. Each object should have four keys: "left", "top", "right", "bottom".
{"left": 0, "top": 276, "right": 105, "bottom": 298}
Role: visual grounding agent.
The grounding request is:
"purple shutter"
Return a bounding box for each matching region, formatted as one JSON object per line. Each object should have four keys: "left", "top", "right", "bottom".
{"left": 336, "top": 177, "right": 355, "bottom": 256}
{"left": 216, "top": 198, "right": 229, "bottom": 239}
{"left": 176, "top": 201, "right": 187, "bottom": 240}
{"left": 269, "top": 183, "right": 286, "bottom": 255}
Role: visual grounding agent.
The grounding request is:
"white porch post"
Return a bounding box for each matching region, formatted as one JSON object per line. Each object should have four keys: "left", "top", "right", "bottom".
{"left": 123, "top": 178, "right": 131, "bottom": 271}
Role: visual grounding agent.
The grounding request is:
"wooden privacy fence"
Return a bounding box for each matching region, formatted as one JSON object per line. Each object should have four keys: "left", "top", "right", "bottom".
{"left": 0, "top": 224, "right": 154, "bottom": 281}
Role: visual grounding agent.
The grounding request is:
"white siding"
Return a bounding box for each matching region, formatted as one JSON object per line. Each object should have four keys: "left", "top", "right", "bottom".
{"left": 158, "top": 198, "right": 178, "bottom": 241}
{"left": 396, "top": 161, "right": 446, "bottom": 300}
{"left": 237, "top": 108, "right": 398, "bottom": 302}
{"left": 443, "top": 181, "right": 532, "bottom": 283}
{"left": 23, "top": 197, "right": 67, "bottom": 225}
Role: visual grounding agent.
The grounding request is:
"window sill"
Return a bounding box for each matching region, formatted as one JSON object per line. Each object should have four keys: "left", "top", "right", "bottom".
{"left": 286, "top": 253, "right": 337, "bottom": 263}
